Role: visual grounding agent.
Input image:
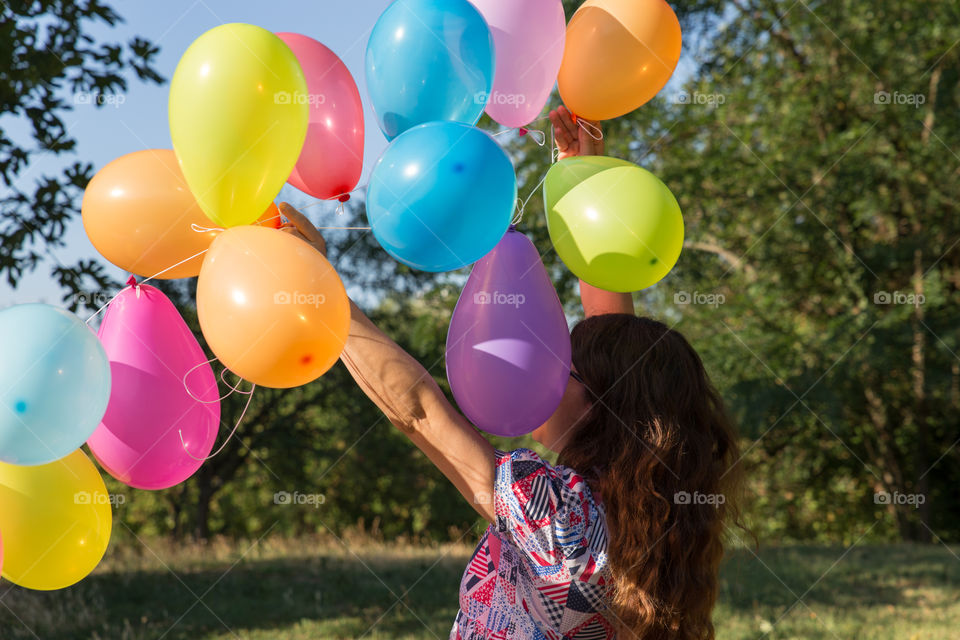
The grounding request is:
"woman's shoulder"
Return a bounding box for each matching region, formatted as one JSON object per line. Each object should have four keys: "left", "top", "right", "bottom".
{"left": 494, "top": 447, "right": 603, "bottom": 511}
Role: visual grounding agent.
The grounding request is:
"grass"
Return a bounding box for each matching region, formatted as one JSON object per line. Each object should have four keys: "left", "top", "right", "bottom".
{"left": 1, "top": 534, "right": 958, "bottom": 639}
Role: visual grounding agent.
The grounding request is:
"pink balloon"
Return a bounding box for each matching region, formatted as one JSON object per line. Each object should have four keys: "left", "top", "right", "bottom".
{"left": 87, "top": 283, "right": 220, "bottom": 490}
{"left": 469, "top": 0, "right": 567, "bottom": 128}
{"left": 278, "top": 33, "right": 364, "bottom": 200}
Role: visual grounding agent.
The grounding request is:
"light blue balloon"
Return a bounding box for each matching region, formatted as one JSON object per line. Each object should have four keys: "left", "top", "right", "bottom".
{"left": 366, "top": 121, "right": 517, "bottom": 272}
{"left": 0, "top": 304, "right": 111, "bottom": 465}
{"left": 366, "top": 0, "right": 495, "bottom": 140}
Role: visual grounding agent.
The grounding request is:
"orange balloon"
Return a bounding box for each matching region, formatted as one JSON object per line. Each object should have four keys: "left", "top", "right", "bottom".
{"left": 196, "top": 225, "right": 350, "bottom": 388}
{"left": 558, "top": 0, "right": 682, "bottom": 121}
{"left": 82, "top": 150, "right": 282, "bottom": 279}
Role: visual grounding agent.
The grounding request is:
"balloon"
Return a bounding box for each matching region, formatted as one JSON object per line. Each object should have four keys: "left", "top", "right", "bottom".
{"left": 446, "top": 229, "right": 571, "bottom": 436}
{"left": 558, "top": 0, "right": 682, "bottom": 120}
{"left": 87, "top": 284, "right": 220, "bottom": 490}
{"left": 197, "top": 226, "right": 350, "bottom": 389}
{"left": 470, "top": 0, "right": 566, "bottom": 128}
{"left": 0, "top": 449, "right": 112, "bottom": 590}
{"left": 0, "top": 305, "right": 110, "bottom": 466}
{"left": 169, "top": 23, "right": 308, "bottom": 228}
{"left": 366, "top": 0, "right": 494, "bottom": 140}
{"left": 277, "top": 33, "right": 364, "bottom": 201}
{"left": 366, "top": 122, "right": 517, "bottom": 272}
{"left": 543, "top": 156, "right": 683, "bottom": 292}
{"left": 82, "top": 150, "right": 281, "bottom": 279}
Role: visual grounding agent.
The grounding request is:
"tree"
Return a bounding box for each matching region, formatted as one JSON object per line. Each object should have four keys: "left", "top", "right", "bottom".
{"left": 0, "top": 0, "right": 162, "bottom": 304}
{"left": 511, "top": 0, "right": 960, "bottom": 542}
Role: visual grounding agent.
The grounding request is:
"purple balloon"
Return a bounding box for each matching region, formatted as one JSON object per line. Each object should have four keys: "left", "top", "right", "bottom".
{"left": 446, "top": 228, "right": 571, "bottom": 436}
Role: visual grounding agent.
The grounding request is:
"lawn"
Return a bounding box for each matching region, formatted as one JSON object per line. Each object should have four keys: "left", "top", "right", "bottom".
{"left": 1, "top": 533, "right": 957, "bottom": 639}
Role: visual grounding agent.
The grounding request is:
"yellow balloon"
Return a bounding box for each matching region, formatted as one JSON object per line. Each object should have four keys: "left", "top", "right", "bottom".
{"left": 0, "top": 449, "right": 112, "bottom": 590}
{"left": 169, "top": 23, "right": 308, "bottom": 228}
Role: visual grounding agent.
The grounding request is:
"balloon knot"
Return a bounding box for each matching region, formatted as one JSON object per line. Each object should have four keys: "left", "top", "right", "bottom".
{"left": 518, "top": 127, "right": 528, "bottom": 137}
{"left": 337, "top": 194, "right": 351, "bottom": 203}
{"left": 126, "top": 276, "right": 138, "bottom": 287}
{"left": 508, "top": 224, "right": 517, "bottom": 232}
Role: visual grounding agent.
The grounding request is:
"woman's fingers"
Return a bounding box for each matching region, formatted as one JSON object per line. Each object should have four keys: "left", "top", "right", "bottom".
{"left": 278, "top": 202, "right": 328, "bottom": 257}
{"left": 278, "top": 203, "right": 323, "bottom": 245}
{"left": 549, "top": 109, "right": 573, "bottom": 151}
{"left": 555, "top": 106, "right": 580, "bottom": 143}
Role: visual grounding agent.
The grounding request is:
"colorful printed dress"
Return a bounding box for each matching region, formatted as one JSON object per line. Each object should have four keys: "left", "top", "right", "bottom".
{"left": 450, "top": 448, "right": 615, "bottom": 640}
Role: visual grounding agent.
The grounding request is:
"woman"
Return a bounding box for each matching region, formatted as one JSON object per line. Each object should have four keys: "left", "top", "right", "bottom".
{"left": 279, "top": 106, "right": 747, "bottom": 640}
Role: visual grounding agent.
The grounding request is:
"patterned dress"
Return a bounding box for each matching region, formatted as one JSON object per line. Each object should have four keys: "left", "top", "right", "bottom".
{"left": 450, "top": 448, "right": 615, "bottom": 640}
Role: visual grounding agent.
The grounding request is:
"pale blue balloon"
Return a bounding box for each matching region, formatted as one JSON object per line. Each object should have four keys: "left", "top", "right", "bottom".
{"left": 366, "top": 0, "right": 495, "bottom": 140}
{"left": 366, "top": 121, "right": 517, "bottom": 272}
{"left": 0, "top": 304, "right": 111, "bottom": 465}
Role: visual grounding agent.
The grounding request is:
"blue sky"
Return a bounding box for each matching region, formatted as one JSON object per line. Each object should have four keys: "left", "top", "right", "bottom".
{"left": 0, "top": 0, "right": 395, "bottom": 307}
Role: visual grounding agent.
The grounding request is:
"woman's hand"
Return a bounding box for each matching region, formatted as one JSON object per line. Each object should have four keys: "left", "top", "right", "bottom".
{"left": 277, "top": 202, "right": 328, "bottom": 258}
{"left": 548, "top": 105, "right": 604, "bottom": 160}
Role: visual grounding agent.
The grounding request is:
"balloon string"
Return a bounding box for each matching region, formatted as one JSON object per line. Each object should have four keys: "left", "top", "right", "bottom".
{"left": 577, "top": 118, "right": 604, "bottom": 141}
{"left": 84, "top": 248, "right": 211, "bottom": 325}
{"left": 182, "top": 357, "right": 254, "bottom": 404}
{"left": 180, "top": 373, "right": 256, "bottom": 462}
{"left": 511, "top": 170, "right": 550, "bottom": 227}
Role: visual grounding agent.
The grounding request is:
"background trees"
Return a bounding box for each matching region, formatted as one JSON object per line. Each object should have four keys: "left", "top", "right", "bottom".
{"left": 2, "top": 0, "right": 957, "bottom": 543}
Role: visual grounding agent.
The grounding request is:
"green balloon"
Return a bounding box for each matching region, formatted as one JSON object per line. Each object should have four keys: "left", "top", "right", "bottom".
{"left": 543, "top": 156, "right": 684, "bottom": 292}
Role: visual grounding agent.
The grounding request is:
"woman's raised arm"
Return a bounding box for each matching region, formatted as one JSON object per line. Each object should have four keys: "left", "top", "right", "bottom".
{"left": 278, "top": 203, "right": 498, "bottom": 522}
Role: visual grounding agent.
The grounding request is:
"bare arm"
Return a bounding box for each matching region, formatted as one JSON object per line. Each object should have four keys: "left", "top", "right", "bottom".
{"left": 548, "top": 108, "right": 636, "bottom": 318}
{"left": 278, "top": 204, "right": 497, "bottom": 522}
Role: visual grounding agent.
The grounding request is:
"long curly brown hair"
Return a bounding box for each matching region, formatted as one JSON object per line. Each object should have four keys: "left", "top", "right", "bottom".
{"left": 558, "top": 314, "right": 750, "bottom": 640}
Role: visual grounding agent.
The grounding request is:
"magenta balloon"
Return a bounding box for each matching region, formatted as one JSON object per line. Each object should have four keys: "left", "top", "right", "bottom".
{"left": 277, "top": 32, "right": 364, "bottom": 199}
{"left": 87, "top": 284, "right": 220, "bottom": 490}
{"left": 446, "top": 228, "right": 571, "bottom": 436}
{"left": 469, "top": 0, "right": 567, "bottom": 128}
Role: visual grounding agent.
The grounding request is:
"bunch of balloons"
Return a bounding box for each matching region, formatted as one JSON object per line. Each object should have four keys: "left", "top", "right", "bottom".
{"left": 0, "top": 0, "right": 690, "bottom": 590}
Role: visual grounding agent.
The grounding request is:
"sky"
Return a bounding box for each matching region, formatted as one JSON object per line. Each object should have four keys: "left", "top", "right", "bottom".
{"left": 0, "top": 0, "right": 698, "bottom": 309}
{"left": 0, "top": 0, "right": 395, "bottom": 307}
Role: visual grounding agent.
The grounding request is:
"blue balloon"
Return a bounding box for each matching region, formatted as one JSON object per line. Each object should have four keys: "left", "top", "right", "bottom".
{"left": 366, "top": 0, "right": 495, "bottom": 140}
{"left": 366, "top": 121, "right": 517, "bottom": 272}
{"left": 0, "top": 304, "right": 111, "bottom": 465}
